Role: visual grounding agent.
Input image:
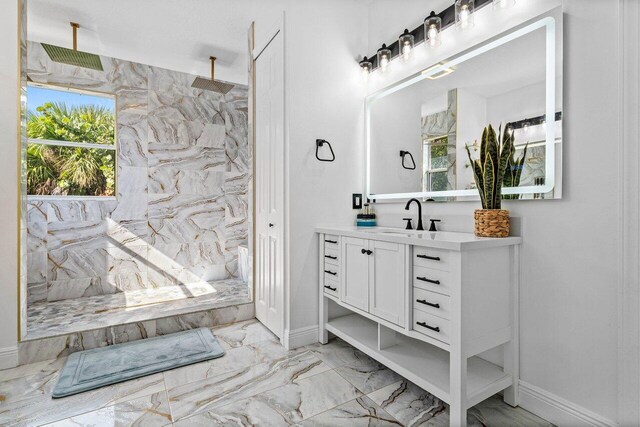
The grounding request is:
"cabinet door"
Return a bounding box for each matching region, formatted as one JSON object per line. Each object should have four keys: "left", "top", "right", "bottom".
{"left": 369, "top": 240, "right": 407, "bottom": 327}
{"left": 341, "top": 237, "right": 369, "bottom": 311}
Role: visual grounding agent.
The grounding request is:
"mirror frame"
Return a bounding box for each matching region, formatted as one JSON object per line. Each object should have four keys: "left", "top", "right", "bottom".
{"left": 365, "top": 15, "right": 559, "bottom": 201}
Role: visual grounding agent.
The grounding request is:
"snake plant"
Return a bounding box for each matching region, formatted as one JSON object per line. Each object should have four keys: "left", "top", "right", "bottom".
{"left": 502, "top": 129, "right": 528, "bottom": 200}
{"left": 465, "top": 124, "right": 513, "bottom": 209}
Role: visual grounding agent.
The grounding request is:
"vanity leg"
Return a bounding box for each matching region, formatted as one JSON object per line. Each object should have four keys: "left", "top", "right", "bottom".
{"left": 449, "top": 351, "right": 468, "bottom": 427}
{"left": 318, "top": 235, "right": 328, "bottom": 344}
{"left": 503, "top": 245, "right": 520, "bottom": 407}
{"left": 319, "top": 296, "right": 328, "bottom": 344}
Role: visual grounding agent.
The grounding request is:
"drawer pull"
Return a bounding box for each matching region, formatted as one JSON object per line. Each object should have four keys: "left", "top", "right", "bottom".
{"left": 416, "top": 321, "right": 440, "bottom": 332}
{"left": 416, "top": 299, "right": 440, "bottom": 309}
{"left": 325, "top": 239, "right": 338, "bottom": 244}
{"left": 417, "top": 254, "right": 440, "bottom": 261}
{"left": 324, "top": 270, "right": 337, "bottom": 276}
{"left": 324, "top": 285, "right": 337, "bottom": 291}
{"left": 417, "top": 276, "right": 440, "bottom": 285}
{"left": 325, "top": 255, "right": 338, "bottom": 260}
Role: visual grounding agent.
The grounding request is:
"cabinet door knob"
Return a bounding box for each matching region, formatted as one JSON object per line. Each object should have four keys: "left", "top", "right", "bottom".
{"left": 366, "top": 250, "right": 373, "bottom": 255}
{"left": 269, "top": 223, "right": 274, "bottom": 227}
{"left": 416, "top": 322, "right": 440, "bottom": 332}
{"left": 361, "top": 248, "right": 367, "bottom": 255}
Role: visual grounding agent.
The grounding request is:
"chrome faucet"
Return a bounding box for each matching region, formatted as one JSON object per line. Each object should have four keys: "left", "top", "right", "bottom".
{"left": 405, "top": 198, "right": 424, "bottom": 231}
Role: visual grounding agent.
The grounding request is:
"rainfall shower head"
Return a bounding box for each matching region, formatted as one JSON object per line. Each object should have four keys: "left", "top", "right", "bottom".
{"left": 41, "top": 22, "right": 103, "bottom": 71}
{"left": 191, "top": 56, "right": 235, "bottom": 94}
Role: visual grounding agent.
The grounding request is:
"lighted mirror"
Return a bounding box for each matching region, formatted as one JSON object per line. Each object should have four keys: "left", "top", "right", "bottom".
{"left": 366, "top": 9, "right": 563, "bottom": 201}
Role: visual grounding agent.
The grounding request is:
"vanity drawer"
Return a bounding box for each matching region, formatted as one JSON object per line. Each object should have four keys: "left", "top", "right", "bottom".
{"left": 412, "top": 266, "right": 451, "bottom": 295}
{"left": 323, "top": 278, "right": 339, "bottom": 297}
{"left": 413, "top": 247, "right": 450, "bottom": 271}
{"left": 323, "top": 267, "right": 339, "bottom": 282}
{"left": 413, "top": 287, "right": 451, "bottom": 319}
{"left": 324, "top": 235, "right": 340, "bottom": 248}
{"left": 324, "top": 247, "right": 340, "bottom": 266}
{"left": 413, "top": 310, "right": 450, "bottom": 343}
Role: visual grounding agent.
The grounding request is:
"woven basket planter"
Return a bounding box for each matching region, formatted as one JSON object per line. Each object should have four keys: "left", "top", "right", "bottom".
{"left": 474, "top": 209, "right": 510, "bottom": 238}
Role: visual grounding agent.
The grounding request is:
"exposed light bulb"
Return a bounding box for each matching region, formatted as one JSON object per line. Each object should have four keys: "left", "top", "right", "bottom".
{"left": 380, "top": 55, "right": 389, "bottom": 69}
{"left": 427, "top": 25, "right": 439, "bottom": 45}
{"left": 402, "top": 41, "right": 412, "bottom": 60}
{"left": 459, "top": 5, "right": 470, "bottom": 27}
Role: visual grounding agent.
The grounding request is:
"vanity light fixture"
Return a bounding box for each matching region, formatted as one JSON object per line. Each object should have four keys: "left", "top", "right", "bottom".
{"left": 377, "top": 44, "right": 392, "bottom": 72}
{"left": 455, "top": 0, "right": 475, "bottom": 31}
{"left": 493, "top": 0, "right": 515, "bottom": 9}
{"left": 359, "top": 56, "right": 373, "bottom": 78}
{"left": 399, "top": 29, "right": 415, "bottom": 61}
{"left": 424, "top": 11, "right": 442, "bottom": 48}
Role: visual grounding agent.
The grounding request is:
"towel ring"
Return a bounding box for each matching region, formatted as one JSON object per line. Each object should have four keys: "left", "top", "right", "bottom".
{"left": 400, "top": 150, "right": 416, "bottom": 170}
{"left": 316, "top": 139, "right": 335, "bottom": 162}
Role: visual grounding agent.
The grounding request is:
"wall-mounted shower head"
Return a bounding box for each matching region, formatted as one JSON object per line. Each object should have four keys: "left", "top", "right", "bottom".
{"left": 191, "top": 56, "right": 235, "bottom": 94}
{"left": 41, "top": 22, "right": 103, "bottom": 71}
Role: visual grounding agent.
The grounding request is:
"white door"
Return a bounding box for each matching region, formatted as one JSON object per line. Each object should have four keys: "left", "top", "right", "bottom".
{"left": 341, "top": 237, "right": 369, "bottom": 311}
{"left": 369, "top": 241, "right": 407, "bottom": 326}
{"left": 255, "top": 30, "right": 284, "bottom": 339}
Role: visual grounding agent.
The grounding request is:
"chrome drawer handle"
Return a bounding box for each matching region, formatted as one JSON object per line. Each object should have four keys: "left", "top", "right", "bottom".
{"left": 324, "top": 270, "right": 337, "bottom": 276}
{"left": 416, "top": 322, "right": 440, "bottom": 332}
{"left": 417, "top": 254, "right": 440, "bottom": 261}
{"left": 325, "top": 239, "right": 338, "bottom": 244}
{"left": 324, "top": 285, "right": 337, "bottom": 291}
{"left": 325, "top": 255, "right": 337, "bottom": 260}
{"left": 417, "top": 277, "right": 440, "bottom": 285}
{"left": 416, "top": 299, "right": 440, "bottom": 309}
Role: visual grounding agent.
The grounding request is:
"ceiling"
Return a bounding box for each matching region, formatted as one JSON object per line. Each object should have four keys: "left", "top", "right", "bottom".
{"left": 27, "top": 0, "right": 284, "bottom": 85}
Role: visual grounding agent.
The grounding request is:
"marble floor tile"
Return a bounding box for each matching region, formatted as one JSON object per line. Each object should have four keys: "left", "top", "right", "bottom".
{"left": 304, "top": 338, "right": 371, "bottom": 369}
{"left": 333, "top": 351, "right": 404, "bottom": 394}
{"left": 176, "top": 369, "right": 360, "bottom": 426}
{"left": 299, "top": 396, "right": 402, "bottom": 427}
{"left": 211, "top": 318, "right": 278, "bottom": 349}
{"left": 368, "top": 380, "right": 447, "bottom": 426}
{"left": 0, "top": 319, "right": 554, "bottom": 427}
{"left": 166, "top": 350, "right": 329, "bottom": 421}
{"left": 0, "top": 373, "right": 165, "bottom": 426}
{"left": 164, "top": 339, "right": 288, "bottom": 389}
{"left": 41, "top": 390, "right": 173, "bottom": 427}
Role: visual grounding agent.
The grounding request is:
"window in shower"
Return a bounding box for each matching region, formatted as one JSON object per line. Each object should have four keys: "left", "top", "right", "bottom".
{"left": 26, "top": 83, "right": 116, "bottom": 197}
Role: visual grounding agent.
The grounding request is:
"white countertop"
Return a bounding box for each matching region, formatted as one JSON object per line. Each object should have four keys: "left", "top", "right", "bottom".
{"left": 315, "top": 225, "right": 522, "bottom": 251}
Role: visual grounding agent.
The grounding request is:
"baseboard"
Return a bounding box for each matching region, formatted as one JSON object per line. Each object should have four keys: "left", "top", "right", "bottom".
{"left": 0, "top": 345, "right": 18, "bottom": 370}
{"left": 519, "top": 381, "right": 617, "bottom": 427}
{"left": 283, "top": 325, "right": 318, "bottom": 350}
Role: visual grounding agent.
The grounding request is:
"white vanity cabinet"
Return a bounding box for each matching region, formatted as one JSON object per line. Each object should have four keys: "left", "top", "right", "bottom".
{"left": 317, "top": 226, "right": 522, "bottom": 427}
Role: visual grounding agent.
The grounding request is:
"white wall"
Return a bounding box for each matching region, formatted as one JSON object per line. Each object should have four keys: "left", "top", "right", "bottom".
{"left": 0, "top": 0, "right": 20, "bottom": 367}
{"left": 369, "top": 0, "right": 621, "bottom": 423}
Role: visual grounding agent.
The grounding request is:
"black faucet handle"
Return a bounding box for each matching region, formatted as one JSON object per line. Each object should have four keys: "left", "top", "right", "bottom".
{"left": 403, "top": 218, "right": 413, "bottom": 230}
{"left": 429, "top": 219, "right": 441, "bottom": 232}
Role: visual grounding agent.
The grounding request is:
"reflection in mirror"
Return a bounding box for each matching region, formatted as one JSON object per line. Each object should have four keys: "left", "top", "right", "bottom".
{"left": 367, "top": 10, "right": 562, "bottom": 202}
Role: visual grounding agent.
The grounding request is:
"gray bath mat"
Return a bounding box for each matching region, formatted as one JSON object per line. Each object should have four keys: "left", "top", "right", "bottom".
{"left": 53, "top": 327, "right": 225, "bottom": 398}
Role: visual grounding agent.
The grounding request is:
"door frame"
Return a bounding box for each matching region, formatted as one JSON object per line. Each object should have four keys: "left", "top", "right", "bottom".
{"left": 251, "top": 13, "right": 288, "bottom": 343}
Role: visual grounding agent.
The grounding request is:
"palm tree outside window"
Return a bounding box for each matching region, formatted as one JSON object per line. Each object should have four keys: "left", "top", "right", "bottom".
{"left": 26, "top": 83, "right": 116, "bottom": 197}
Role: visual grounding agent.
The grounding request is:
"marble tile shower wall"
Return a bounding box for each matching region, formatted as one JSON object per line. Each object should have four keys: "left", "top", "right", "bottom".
{"left": 25, "top": 41, "right": 250, "bottom": 305}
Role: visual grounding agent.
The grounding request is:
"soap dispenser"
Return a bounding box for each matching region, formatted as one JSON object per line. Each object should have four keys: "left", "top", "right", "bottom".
{"left": 356, "top": 203, "right": 377, "bottom": 227}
